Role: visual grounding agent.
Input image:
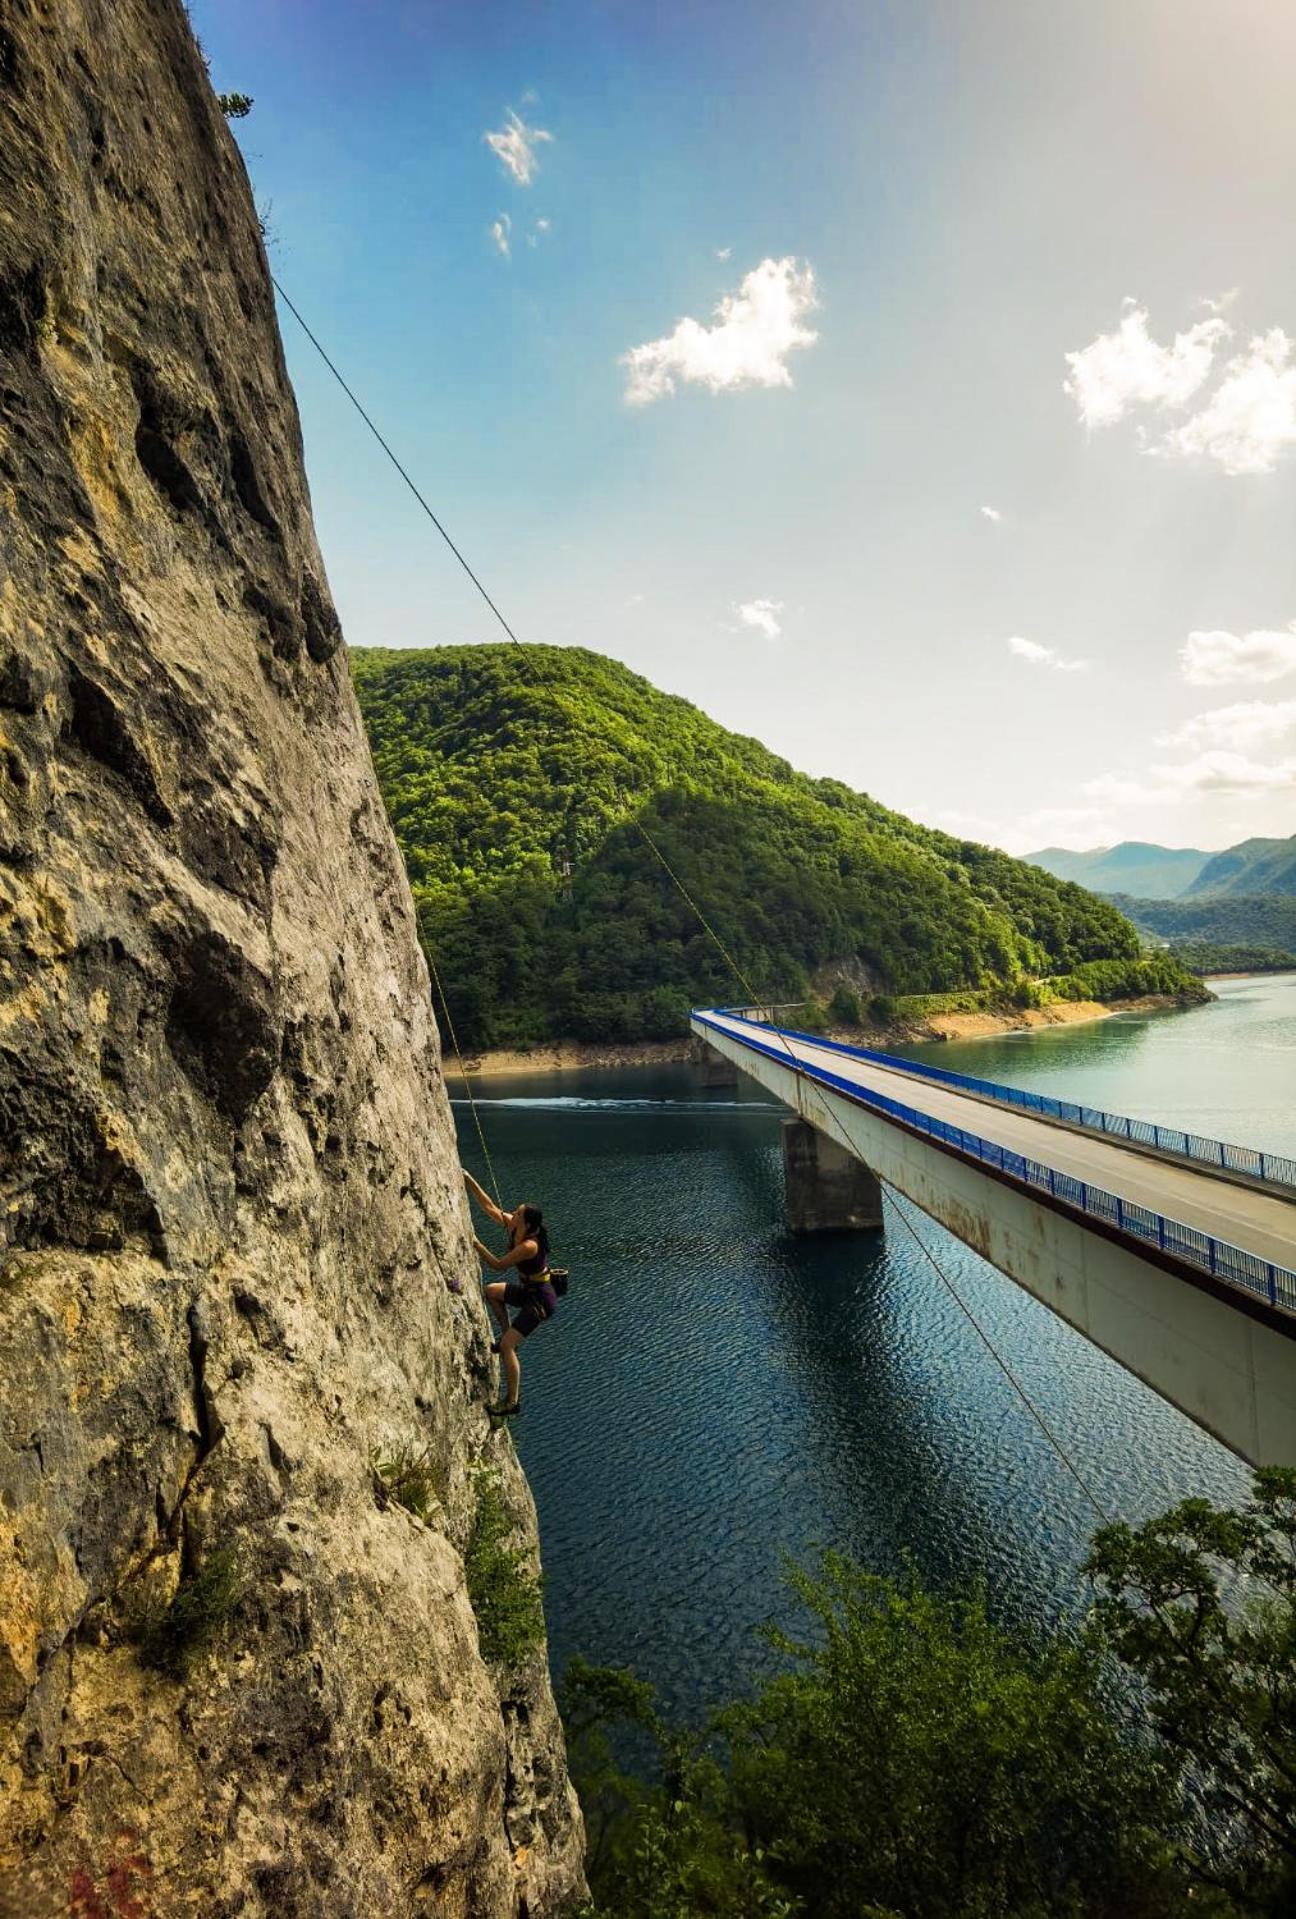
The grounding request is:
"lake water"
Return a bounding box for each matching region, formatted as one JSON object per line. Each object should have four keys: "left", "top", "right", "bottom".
{"left": 451, "top": 975, "right": 1295, "bottom": 1721}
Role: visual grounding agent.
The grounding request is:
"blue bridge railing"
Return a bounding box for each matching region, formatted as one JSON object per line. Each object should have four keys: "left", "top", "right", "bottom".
{"left": 694, "top": 1011, "right": 1296, "bottom": 1317}
{"left": 715, "top": 1010, "right": 1296, "bottom": 1194}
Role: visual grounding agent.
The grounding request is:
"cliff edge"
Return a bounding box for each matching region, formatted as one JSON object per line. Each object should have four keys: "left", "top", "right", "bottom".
{"left": 0, "top": 0, "right": 583, "bottom": 1910}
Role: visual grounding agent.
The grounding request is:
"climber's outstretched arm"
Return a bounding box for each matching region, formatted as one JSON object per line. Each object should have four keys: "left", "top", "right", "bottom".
{"left": 464, "top": 1170, "right": 507, "bottom": 1227}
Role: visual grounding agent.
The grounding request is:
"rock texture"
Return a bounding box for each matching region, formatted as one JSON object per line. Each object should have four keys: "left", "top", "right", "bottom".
{"left": 0, "top": 2, "right": 583, "bottom": 1911}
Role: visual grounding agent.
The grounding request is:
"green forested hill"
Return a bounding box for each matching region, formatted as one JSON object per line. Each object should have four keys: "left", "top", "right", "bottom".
{"left": 1107, "top": 893, "right": 1296, "bottom": 951}
{"left": 351, "top": 645, "right": 1193, "bottom": 1047}
{"left": 1182, "top": 835, "right": 1296, "bottom": 899}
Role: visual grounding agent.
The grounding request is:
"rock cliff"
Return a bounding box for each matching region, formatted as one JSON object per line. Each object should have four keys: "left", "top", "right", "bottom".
{"left": 0, "top": 1, "right": 583, "bottom": 1911}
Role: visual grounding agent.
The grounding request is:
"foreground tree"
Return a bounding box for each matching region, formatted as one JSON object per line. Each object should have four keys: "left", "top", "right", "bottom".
{"left": 567, "top": 1554, "right": 1191, "bottom": 1918}
{"left": 1087, "top": 1467, "right": 1296, "bottom": 1913}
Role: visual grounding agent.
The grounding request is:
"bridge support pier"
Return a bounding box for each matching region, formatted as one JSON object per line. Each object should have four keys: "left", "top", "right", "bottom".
{"left": 782, "top": 1118, "right": 884, "bottom": 1232}
{"left": 692, "top": 1039, "right": 738, "bottom": 1088}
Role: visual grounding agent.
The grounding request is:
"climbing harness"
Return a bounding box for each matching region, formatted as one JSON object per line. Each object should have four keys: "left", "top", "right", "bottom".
{"left": 273, "top": 278, "right": 1109, "bottom": 1524}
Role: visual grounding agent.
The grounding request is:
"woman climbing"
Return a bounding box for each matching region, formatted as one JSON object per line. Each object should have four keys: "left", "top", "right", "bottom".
{"left": 464, "top": 1170, "right": 558, "bottom": 1419}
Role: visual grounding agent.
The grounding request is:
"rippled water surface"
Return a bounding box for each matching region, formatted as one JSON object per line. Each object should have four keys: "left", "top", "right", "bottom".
{"left": 451, "top": 976, "right": 1294, "bottom": 1719}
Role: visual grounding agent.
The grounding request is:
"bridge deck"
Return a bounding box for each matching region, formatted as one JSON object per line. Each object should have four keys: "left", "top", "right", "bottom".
{"left": 699, "top": 1011, "right": 1296, "bottom": 1271}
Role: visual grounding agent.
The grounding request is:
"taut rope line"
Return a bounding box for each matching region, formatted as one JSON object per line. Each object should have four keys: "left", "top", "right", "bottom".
{"left": 273, "top": 278, "right": 1111, "bottom": 1521}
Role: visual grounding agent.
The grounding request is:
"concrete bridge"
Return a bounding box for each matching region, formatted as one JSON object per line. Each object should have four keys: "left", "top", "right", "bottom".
{"left": 690, "top": 1009, "right": 1296, "bottom": 1467}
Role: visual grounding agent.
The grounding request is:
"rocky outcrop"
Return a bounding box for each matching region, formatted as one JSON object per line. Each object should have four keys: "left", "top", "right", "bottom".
{"left": 0, "top": 1, "right": 583, "bottom": 1911}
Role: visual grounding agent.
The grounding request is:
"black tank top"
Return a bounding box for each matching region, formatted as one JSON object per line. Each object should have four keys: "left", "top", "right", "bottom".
{"left": 516, "top": 1238, "right": 548, "bottom": 1280}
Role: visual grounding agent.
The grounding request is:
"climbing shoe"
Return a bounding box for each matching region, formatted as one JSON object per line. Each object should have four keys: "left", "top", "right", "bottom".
{"left": 488, "top": 1400, "right": 520, "bottom": 1419}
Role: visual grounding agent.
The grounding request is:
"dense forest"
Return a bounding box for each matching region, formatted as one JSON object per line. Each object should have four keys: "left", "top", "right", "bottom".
{"left": 352, "top": 645, "right": 1198, "bottom": 1049}
{"left": 1109, "top": 893, "right": 1296, "bottom": 954}
{"left": 1161, "top": 941, "right": 1296, "bottom": 975}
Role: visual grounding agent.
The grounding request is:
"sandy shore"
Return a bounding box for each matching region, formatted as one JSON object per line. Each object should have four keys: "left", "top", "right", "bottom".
{"left": 443, "top": 994, "right": 1191, "bottom": 1079}
{"left": 919, "top": 996, "right": 1161, "bottom": 1041}
{"left": 445, "top": 1037, "right": 694, "bottom": 1079}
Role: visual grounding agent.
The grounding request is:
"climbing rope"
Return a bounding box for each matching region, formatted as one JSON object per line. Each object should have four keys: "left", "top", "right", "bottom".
{"left": 273, "top": 273, "right": 809, "bottom": 1069}
{"left": 424, "top": 939, "right": 503, "bottom": 1207}
{"left": 273, "top": 278, "right": 1110, "bottom": 1518}
{"left": 759, "top": 1058, "right": 1109, "bottom": 1522}
{"left": 882, "top": 1188, "right": 1109, "bottom": 1522}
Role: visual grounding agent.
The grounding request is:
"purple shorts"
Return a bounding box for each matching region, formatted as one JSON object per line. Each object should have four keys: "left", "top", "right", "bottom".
{"left": 503, "top": 1279, "right": 557, "bottom": 1339}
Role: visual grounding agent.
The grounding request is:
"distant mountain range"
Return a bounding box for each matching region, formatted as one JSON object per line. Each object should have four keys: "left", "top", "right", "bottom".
{"left": 1026, "top": 835, "right": 1296, "bottom": 902}
{"left": 1025, "top": 842, "right": 1210, "bottom": 899}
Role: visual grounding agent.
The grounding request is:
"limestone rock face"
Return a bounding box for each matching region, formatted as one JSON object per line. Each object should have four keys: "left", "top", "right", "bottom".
{"left": 0, "top": 1, "right": 584, "bottom": 1910}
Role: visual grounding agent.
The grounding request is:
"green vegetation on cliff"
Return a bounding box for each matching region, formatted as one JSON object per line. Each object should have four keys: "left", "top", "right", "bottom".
{"left": 352, "top": 645, "right": 1199, "bottom": 1049}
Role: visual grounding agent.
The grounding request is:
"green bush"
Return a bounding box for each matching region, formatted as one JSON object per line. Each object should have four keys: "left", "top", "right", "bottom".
{"left": 728, "top": 1555, "right": 1185, "bottom": 1919}
{"left": 134, "top": 1541, "right": 242, "bottom": 1679}
{"left": 372, "top": 1443, "right": 440, "bottom": 1522}
{"left": 1050, "top": 955, "right": 1208, "bottom": 1004}
{"left": 568, "top": 1553, "right": 1191, "bottom": 1919}
{"left": 827, "top": 984, "right": 862, "bottom": 1026}
{"left": 465, "top": 1467, "right": 546, "bottom": 1667}
{"left": 893, "top": 987, "right": 988, "bottom": 1016}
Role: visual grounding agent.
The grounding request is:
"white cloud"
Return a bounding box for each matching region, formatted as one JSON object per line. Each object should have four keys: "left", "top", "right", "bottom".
{"left": 716, "top": 246, "right": 732, "bottom": 260}
{"left": 930, "top": 807, "right": 1005, "bottom": 841}
{"left": 621, "top": 257, "right": 819, "bottom": 406}
{"left": 1064, "top": 304, "right": 1229, "bottom": 428}
{"left": 1157, "top": 700, "right": 1296, "bottom": 752}
{"left": 980, "top": 504, "right": 1002, "bottom": 522}
{"left": 1014, "top": 805, "right": 1116, "bottom": 850}
{"left": 931, "top": 803, "right": 1118, "bottom": 855}
{"left": 1085, "top": 752, "right": 1296, "bottom": 805}
{"left": 1020, "top": 805, "right": 1115, "bottom": 840}
{"left": 1164, "top": 329, "right": 1296, "bottom": 474}
{"left": 490, "top": 213, "right": 511, "bottom": 258}
{"left": 484, "top": 108, "right": 553, "bottom": 186}
{"left": 1006, "top": 635, "right": 1090, "bottom": 673}
{"left": 1179, "top": 625, "right": 1296, "bottom": 686}
{"left": 526, "top": 217, "right": 551, "bottom": 249}
{"left": 734, "top": 598, "right": 784, "bottom": 639}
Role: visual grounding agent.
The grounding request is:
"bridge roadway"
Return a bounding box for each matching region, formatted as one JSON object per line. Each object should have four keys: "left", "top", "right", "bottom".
{"left": 693, "top": 1009, "right": 1296, "bottom": 1463}
{"left": 697, "top": 1010, "right": 1295, "bottom": 1271}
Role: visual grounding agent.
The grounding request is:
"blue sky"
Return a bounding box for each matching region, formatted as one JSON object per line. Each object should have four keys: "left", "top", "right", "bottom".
{"left": 193, "top": 0, "right": 1296, "bottom": 853}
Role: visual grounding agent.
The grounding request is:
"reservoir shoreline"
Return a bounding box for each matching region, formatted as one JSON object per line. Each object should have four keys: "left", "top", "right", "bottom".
{"left": 450, "top": 972, "right": 1296, "bottom": 1725}
{"left": 445, "top": 991, "right": 1200, "bottom": 1080}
